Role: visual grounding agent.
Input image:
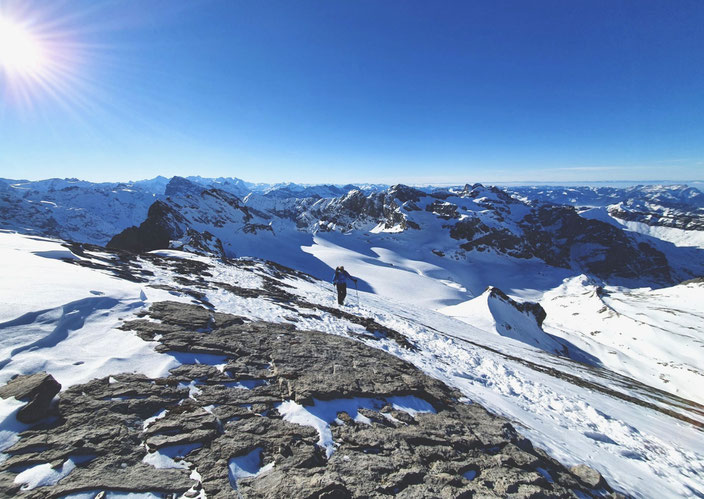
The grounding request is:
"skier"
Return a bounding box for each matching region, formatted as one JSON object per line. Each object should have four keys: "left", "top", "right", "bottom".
{"left": 332, "top": 265, "right": 358, "bottom": 306}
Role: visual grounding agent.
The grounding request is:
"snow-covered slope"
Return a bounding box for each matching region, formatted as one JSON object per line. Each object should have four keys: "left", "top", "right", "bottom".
{"left": 439, "top": 287, "right": 569, "bottom": 357}
{"left": 0, "top": 231, "right": 181, "bottom": 389}
{"left": 541, "top": 275, "right": 704, "bottom": 404}
{"left": 0, "top": 232, "right": 702, "bottom": 497}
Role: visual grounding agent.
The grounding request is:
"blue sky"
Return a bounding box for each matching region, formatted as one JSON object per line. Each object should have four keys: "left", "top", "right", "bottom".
{"left": 1, "top": 0, "right": 703, "bottom": 184}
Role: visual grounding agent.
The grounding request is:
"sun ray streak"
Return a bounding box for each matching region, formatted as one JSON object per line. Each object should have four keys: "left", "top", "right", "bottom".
{"left": 0, "top": 6, "right": 96, "bottom": 119}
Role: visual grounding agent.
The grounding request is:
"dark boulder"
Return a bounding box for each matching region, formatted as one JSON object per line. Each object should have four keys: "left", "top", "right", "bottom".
{"left": 0, "top": 372, "right": 61, "bottom": 423}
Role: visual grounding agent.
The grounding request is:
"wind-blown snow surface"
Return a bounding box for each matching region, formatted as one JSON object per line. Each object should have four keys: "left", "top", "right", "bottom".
{"left": 0, "top": 232, "right": 180, "bottom": 388}
{"left": 0, "top": 232, "right": 703, "bottom": 497}
{"left": 541, "top": 275, "right": 704, "bottom": 405}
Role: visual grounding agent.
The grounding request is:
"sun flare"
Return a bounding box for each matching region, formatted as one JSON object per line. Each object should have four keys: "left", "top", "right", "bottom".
{"left": 0, "top": 9, "right": 87, "bottom": 113}
{"left": 0, "top": 15, "right": 46, "bottom": 76}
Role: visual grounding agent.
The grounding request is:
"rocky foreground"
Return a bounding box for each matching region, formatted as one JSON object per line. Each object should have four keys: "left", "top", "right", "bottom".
{"left": 0, "top": 300, "right": 620, "bottom": 498}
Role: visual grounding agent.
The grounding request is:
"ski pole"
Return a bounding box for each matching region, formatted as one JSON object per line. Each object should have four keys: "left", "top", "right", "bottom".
{"left": 355, "top": 281, "right": 359, "bottom": 306}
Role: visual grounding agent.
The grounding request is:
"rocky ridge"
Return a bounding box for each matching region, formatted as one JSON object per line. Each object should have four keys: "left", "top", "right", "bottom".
{"left": 0, "top": 300, "right": 619, "bottom": 498}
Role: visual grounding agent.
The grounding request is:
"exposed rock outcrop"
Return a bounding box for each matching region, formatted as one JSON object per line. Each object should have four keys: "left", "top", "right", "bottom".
{"left": 487, "top": 286, "right": 547, "bottom": 327}
{"left": 107, "top": 200, "right": 186, "bottom": 253}
{"left": 0, "top": 302, "right": 621, "bottom": 498}
{"left": 0, "top": 372, "right": 61, "bottom": 423}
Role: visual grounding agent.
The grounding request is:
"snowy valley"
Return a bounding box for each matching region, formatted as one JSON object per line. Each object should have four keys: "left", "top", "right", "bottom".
{"left": 0, "top": 177, "right": 703, "bottom": 497}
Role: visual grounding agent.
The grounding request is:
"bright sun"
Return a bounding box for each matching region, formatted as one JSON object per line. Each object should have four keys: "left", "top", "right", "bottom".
{"left": 0, "top": 15, "right": 46, "bottom": 76}
{"left": 1, "top": 8, "right": 93, "bottom": 113}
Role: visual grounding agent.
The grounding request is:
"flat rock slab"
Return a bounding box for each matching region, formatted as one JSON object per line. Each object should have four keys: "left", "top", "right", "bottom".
{"left": 0, "top": 302, "right": 622, "bottom": 498}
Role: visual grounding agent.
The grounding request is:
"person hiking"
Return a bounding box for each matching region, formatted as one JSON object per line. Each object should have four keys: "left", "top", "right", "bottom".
{"left": 332, "top": 265, "right": 358, "bottom": 306}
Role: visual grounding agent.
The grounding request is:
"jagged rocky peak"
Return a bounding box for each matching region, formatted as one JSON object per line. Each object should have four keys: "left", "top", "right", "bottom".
{"left": 107, "top": 200, "right": 186, "bottom": 253}
{"left": 387, "top": 183, "right": 425, "bottom": 203}
{"left": 338, "top": 188, "right": 368, "bottom": 211}
{"left": 456, "top": 182, "right": 485, "bottom": 197}
{"left": 521, "top": 204, "right": 672, "bottom": 282}
{"left": 305, "top": 186, "right": 423, "bottom": 233}
{"left": 109, "top": 176, "right": 257, "bottom": 256}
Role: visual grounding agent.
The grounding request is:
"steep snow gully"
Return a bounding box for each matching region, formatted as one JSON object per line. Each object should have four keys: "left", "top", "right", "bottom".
{"left": 0, "top": 232, "right": 702, "bottom": 497}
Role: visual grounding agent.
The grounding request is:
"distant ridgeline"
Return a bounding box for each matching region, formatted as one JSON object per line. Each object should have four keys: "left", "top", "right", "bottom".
{"left": 1, "top": 176, "right": 703, "bottom": 287}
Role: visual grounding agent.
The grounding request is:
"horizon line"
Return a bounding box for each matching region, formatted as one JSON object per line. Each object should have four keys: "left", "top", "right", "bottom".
{"left": 3, "top": 175, "right": 703, "bottom": 188}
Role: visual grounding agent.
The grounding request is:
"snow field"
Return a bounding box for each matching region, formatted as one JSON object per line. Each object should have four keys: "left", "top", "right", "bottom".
{"left": 0, "top": 234, "right": 185, "bottom": 389}
{"left": 541, "top": 275, "right": 704, "bottom": 405}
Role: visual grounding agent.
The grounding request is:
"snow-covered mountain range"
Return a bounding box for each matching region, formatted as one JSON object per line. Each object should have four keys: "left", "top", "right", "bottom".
{"left": 1, "top": 176, "right": 703, "bottom": 497}
{"left": 4, "top": 176, "right": 702, "bottom": 251}
{"left": 508, "top": 184, "right": 704, "bottom": 231}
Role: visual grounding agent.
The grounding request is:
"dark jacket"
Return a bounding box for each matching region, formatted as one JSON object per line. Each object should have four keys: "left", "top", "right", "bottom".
{"left": 332, "top": 269, "right": 356, "bottom": 285}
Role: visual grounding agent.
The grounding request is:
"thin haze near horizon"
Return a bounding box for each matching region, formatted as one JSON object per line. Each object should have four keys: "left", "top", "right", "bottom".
{"left": 0, "top": 0, "right": 703, "bottom": 185}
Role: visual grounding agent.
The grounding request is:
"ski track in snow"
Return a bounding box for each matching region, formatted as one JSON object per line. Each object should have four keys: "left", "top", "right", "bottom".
{"left": 0, "top": 232, "right": 703, "bottom": 497}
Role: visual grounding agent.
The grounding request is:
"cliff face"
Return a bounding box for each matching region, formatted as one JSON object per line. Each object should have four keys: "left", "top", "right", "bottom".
{"left": 107, "top": 200, "right": 186, "bottom": 253}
